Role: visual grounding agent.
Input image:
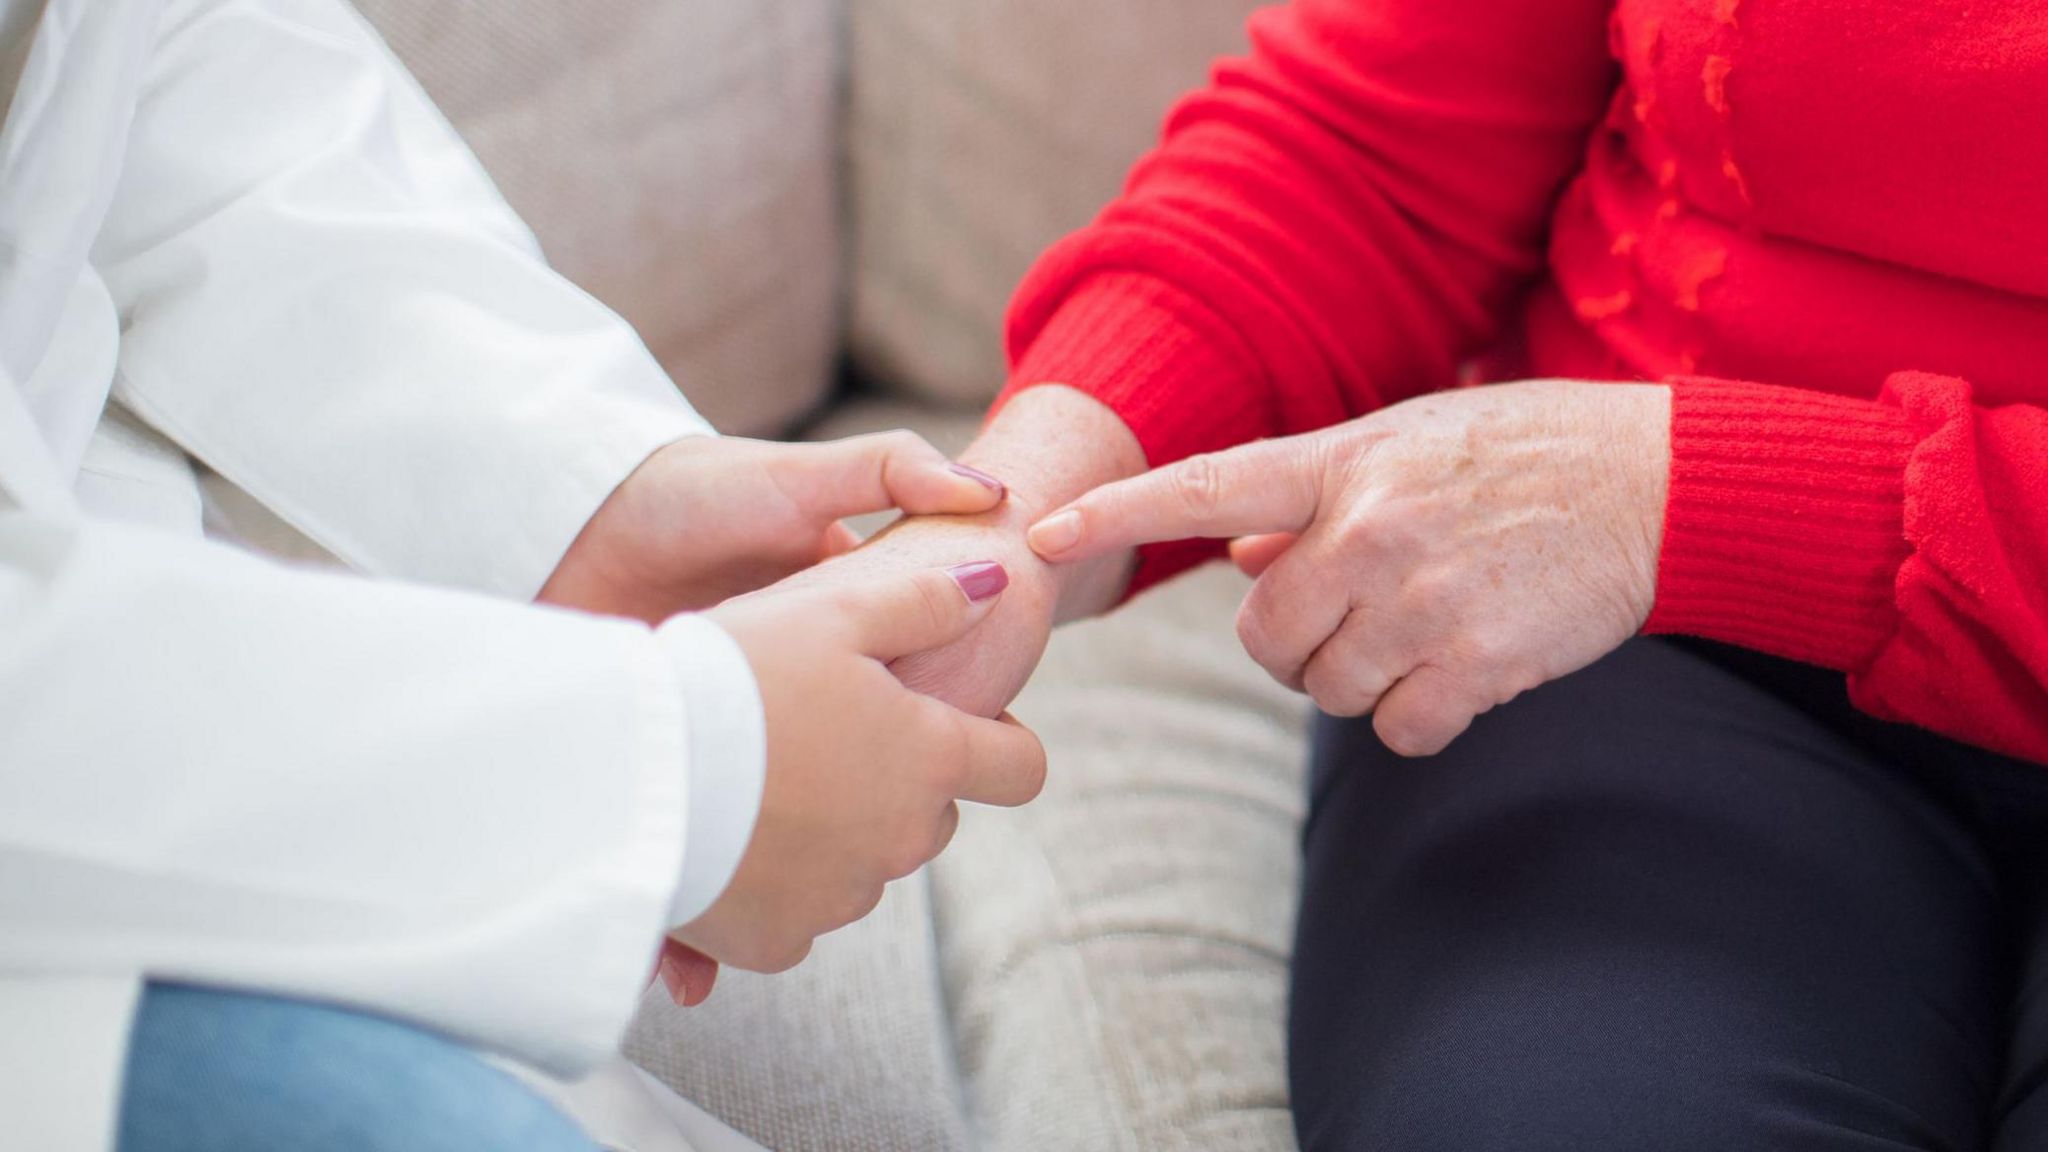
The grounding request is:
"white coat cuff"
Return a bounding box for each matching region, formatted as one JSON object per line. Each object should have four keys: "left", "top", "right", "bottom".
{"left": 654, "top": 614, "right": 767, "bottom": 927}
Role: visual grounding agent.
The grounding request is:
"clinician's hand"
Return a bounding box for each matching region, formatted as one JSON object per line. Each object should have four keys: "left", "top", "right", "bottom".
{"left": 763, "top": 386, "right": 1150, "bottom": 721}
{"left": 1027, "top": 380, "right": 1671, "bottom": 757}
{"left": 539, "top": 433, "right": 1008, "bottom": 623}
{"left": 669, "top": 561, "right": 1048, "bottom": 974}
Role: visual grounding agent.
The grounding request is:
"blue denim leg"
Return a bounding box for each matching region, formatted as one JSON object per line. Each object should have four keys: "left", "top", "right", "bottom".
{"left": 117, "top": 982, "right": 600, "bottom": 1152}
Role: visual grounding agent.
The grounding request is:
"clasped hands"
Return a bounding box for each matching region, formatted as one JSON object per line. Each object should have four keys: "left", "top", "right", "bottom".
{"left": 545, "top": 378, "right": 1671, "bottom": 1006}
{"left": 540, "top": 430, "right": 1049, "bottom": 1006}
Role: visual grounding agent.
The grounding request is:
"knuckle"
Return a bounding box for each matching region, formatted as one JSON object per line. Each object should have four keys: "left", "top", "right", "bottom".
{"left": 879, "top": 428, "right": 940, "bottom": 470}
{"left": 1170, "top": 453, "right": 1229, "bottom": 521}
{"left": 915, "top": 575, "right": 959, "bottom": 635}
{"left": 1303, "top": 658, "right": 1370, "bottom": 718}
{"left": 1398, "top": 566, "right": 1455, "bottom": 618}
{"left": 767, "top": 940, "right": 813, "bottom": 974}
{"left": 843, "top": 881, "right": 888, "bottom": 924}
{"left": 1235, "top": 598, "right": 1277, "bottom": 666}
{"left": 1363, "top": 504, "right": 1427, "bottom": 559}
{"left": 1236, "top": 597, "right": 1306, "bottom": 690}
{"left": 1461, "top": 628, "right": 1516, "bottom": 672}
{"left": 879, "top": 428, "right": 928, "bottom": 453}
{"left": 741, "top": 932, "right": 811, "bottom": 974}
{"left": 1310, "top": 678, "right": 1369, "bottom": 718}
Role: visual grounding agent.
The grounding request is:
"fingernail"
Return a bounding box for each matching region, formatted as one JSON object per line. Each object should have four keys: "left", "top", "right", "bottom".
{"left": 948, "top": 463, "right": 1006, "bottom": 495}
{"left": 947, "top": 560, "right": 1009, "bottom": 602}
{"left": 1028, "top": 510, "right": 1082, "bottom": 555}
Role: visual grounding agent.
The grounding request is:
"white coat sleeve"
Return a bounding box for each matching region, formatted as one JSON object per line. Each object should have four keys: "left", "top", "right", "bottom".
{"left": 89, "top": 0, "right": 711, "bottom": 599}
{"left": 0, "top": 507, "right": 693, "bottom": 1075}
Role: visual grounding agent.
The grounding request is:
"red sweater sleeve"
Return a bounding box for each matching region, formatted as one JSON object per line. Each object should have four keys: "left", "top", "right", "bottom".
{"left": 1001, "top": 0, "right": 1618, "bottom": 590}
{"left": 1649, "top": 372, "right": 2048, "bottom": 764}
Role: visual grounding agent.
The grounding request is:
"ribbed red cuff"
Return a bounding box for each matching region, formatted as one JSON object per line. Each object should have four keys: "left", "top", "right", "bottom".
{"left": 1644, "top": 378, "right": 1917, "bottom": 672}
{"left": 999, "top": 273, "right": 1275, "bottom": 595}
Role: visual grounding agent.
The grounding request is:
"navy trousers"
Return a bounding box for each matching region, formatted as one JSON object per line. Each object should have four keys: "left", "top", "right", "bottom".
{"left": 1290, "top": 638, "right": 2048, "bottom": 1151}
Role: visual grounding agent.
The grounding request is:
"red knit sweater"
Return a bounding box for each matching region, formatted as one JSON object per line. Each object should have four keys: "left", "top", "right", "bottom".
{"left": 1000, "top": 0, "right": 2048, "bottom": 763}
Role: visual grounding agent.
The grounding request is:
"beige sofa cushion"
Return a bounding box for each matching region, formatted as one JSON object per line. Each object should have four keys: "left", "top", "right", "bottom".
{"left": 359, "top": 0, "right": 841, "bottom": 437}
{"left": 625, "top": 870, "right": 970, "bottom": 1152}
{"left": 846, "top": 0, "right": 1264, "bottom": 407}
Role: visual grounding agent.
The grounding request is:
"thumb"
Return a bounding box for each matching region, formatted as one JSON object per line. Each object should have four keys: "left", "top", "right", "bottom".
{"left": 774, "top": 431, "right": 1007, "bottom": 522}
{"left": 1229, "top": 532, "right": 1297, "bottom": 577}
{"left": 844, "top": 561, "right": 1010, "bottom": 661}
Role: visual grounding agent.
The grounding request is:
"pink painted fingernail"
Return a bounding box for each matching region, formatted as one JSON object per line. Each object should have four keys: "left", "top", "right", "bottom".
{"left": 948, "top": 463, "right": 1006, "bottom": 495}
{"left": 947, "top": 561, "right": 1009, "bottom": 603}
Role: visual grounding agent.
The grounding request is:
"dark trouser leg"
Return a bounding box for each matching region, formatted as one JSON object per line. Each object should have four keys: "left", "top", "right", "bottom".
{"left": 1985, "top": 754, "right": 2048, "bottom": 1151}
{"left": 1998, "top": 902, "right": 2048, "bottom": 1152}
{"left": 1288, "top": 638, "right": 2006, "bottom": 1152}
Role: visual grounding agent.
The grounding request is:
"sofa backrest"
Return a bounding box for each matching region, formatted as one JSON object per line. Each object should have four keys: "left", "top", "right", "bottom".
{"left": 359, "top": 0, "right": 841, "bottom": 437}
{"left": 846, "top": 0, "right": 1262, "bottom": 407}
{"left": 363, "top": 0, "right": 1263, "bottom": 426}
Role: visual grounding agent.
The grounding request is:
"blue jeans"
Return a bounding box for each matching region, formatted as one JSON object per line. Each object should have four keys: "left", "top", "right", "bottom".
{"left": 118, "top": 982, "right": 599, "bottom": 1152}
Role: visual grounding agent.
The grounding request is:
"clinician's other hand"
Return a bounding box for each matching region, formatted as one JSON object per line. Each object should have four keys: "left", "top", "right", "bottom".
{"left": 670, "top": 562, "right": 1048, "bottom": 974}
{"left": 539, "top": 433, "right": 1008, "bottom": 623}
{"left": 762, "top": 385, "right": 1151, "bottom": 721}
{"left": 1026, "top": 380, "right": 1671, "bottom": 757}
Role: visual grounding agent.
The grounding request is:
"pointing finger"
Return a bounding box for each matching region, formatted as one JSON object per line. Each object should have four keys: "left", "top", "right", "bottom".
{"left": 1027, "top": 438, "right": 1325, "bottom": 565}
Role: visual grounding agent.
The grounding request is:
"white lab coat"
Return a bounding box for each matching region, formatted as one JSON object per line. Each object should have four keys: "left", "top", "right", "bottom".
{"left": 0, "top": 1, "right": 768, "bottom": 1147}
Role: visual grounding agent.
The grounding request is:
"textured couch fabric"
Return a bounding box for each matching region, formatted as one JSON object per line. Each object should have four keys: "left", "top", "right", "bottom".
{"left": 936, "top": 563, "right": 1308, "bottom": 1152}
{"left": 625, "top": 870, "right": 972, "bottom": 1152}
{"left": 357, "top": 0, "right": 842, "bottom": 437}
{"left": 846, "top": 0, "right": 1264, "bottom": 407}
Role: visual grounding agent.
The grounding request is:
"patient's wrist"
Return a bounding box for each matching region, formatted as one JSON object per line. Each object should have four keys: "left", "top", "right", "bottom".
{"left": 959, "top": 384, "right": 1145, "bottom": 621}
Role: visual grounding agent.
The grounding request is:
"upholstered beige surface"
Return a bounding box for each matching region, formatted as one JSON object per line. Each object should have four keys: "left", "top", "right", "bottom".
{"left": 626, "top": 870, "right": 971, "bottom": 1152}
{"left": 934, "top": 567, "right": 1308, "bottom": 1152}
{"left": 360, "top": 0, "right": 842, "bottom": 437}
{"left": 845, "top": 0, "right": 1263, "bottom": 406}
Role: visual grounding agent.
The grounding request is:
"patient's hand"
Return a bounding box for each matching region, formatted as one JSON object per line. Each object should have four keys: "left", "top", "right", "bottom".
{"left": 649, "top": 386, "right": 1146, "bottom": 1006}
{"left": 772, "top": 386, "right": 1149, "bottom": 718}
{"left": 540, "top": 432, "right": 1009, "bottom": 623}
{"left": 783, "top": 504, "right": 1058, "bottom": 719}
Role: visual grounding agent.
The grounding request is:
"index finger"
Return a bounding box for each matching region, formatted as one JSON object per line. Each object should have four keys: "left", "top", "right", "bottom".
{"left": 1025, "top": 438, "right": 1325, "bottom": 565}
